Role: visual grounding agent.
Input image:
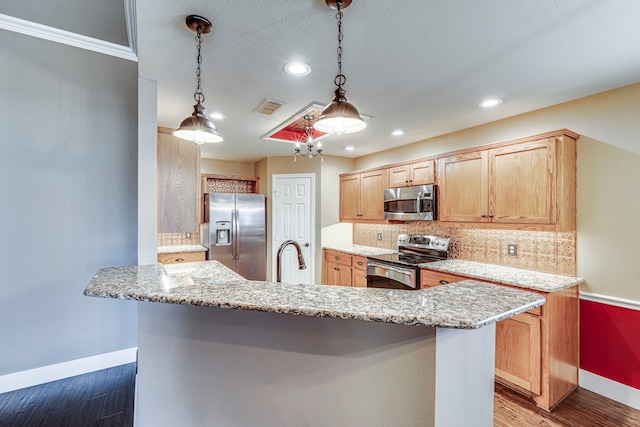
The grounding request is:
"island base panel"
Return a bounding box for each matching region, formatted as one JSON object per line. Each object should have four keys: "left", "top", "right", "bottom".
{"left": 136, "top": 302, "right": 496, "bottom": 427}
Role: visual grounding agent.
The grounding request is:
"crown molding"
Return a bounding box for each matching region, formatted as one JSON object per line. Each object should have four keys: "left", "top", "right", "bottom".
{"left": 124, "top": 0, "right": 137, "bottom": 56}
{"left": 0, "top": 13, "right": 138, "bottom": 62}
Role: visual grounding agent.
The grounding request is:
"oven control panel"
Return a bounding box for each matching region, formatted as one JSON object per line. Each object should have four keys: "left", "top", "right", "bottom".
{"left": 398, "top": 234, "right": 450, "bottom": 252}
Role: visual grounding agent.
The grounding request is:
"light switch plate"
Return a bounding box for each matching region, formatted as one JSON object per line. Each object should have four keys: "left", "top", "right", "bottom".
{"left": 508, "top": 243, "right": 517, "bottom": 256}
{"left": 377, "top": 233, "right": 382, "bottom": 241}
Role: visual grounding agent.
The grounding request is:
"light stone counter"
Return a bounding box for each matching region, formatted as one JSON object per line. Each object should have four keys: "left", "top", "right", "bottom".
{"left": 322, "top": 244, "right": 397, "bottom": 257}
{"left": 421, "top": 259, "right": 584, "bottom": 293}
{"left": 84, "top": 260, "right": 544, "bottom": 330}
{"left": 157, "top": 244, "right": 208, "bottom": 254}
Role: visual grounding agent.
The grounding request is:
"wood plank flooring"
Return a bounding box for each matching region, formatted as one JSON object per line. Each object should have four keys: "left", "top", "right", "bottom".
{"left": 0, "top": 363, "right": 135, "bottom": 427}
{"left": 494, "top": 382, "right": 640, "bottom": 426}
{"left": 1, "top": 363, "right": 639, "bottom": 426}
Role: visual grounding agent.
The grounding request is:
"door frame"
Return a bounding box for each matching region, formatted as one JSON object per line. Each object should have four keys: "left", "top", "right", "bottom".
{"left": 271, "top": 173, "right": 316, "bottom": 284}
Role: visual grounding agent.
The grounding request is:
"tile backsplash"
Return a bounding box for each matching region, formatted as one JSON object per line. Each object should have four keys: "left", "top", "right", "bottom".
{"left": 158, "top": 232, "right": 201, "bottom": 247}
{"left": 353, "top": 223, "right": 576, "bottom": 276}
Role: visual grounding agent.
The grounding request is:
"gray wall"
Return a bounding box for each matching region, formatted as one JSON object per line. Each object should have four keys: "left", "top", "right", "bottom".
{"left": 0, "top": 30, "right": 138, "bottom": 374}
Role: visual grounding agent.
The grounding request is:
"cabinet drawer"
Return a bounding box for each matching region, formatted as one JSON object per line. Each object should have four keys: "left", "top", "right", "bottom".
{"left": 352, "top": 256, "right": 367, "bottom": 270}
{"left": 158, "top": 251, "right": 205, "bottom": 264}
{"left": 420, "top": 270, "right": 466, "bottom": 288}
{"left": 325, "top": 250, "right": 352, "bottom": 266}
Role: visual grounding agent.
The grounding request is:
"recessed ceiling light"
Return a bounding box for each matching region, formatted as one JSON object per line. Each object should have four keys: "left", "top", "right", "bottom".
{"left": 479, "top": 98, "right": 503, "bottom": 108}
{"left": 209, "top": 112, "right": 225, "bottom": 120}
{"left": 345, "top": 146, "right": 355, "bottom": 151}
{"left": 390, "top": 129, "right": 405, "bottom": 136}
{"left": 283, "top": 62, "right": 312, "bottom": 77}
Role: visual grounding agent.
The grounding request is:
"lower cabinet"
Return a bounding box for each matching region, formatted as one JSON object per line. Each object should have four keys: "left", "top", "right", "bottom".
{"left": 495, "top": 313, "right": 541, "bottom": 395}
{"left": 323, "top": 250, "right": 367, "bottom": 287}
{"left": 157, "top": 251, "right": 206, "bottom": 264}
{"left": 420, "top": 268, "right": 578, "bottom": 411}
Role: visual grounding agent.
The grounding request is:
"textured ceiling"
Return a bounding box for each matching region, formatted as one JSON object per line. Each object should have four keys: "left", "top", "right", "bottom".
{"left": 4, "top": 0, "right": 640, "bottom": 162}
{"left": 136, "top": 0, "right": 640, "bottom": 161}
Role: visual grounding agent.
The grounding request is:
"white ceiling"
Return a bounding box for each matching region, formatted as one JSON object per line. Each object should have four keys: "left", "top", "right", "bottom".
{"left": 4, "top": 1, "right": 640, "bottom": 162}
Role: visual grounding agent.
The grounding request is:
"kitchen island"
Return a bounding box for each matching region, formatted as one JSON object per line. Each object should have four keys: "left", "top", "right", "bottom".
{"left": 84, "top": 261, "right": 545, "bottom": 427}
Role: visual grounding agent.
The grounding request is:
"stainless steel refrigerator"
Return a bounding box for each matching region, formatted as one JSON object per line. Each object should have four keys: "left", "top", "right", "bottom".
{"left": 203, "top": 193, "right": 266, "bottom": 280}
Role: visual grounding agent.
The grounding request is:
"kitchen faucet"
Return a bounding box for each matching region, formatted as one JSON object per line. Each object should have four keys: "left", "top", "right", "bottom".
{"left": 276, "top": 240, "right": 307, "bottom": 282}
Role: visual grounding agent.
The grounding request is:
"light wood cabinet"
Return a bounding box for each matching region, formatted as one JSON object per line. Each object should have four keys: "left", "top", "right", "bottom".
{"left": 157, "top": 129, "right": 201, "bottom": 233}
{"left": 339, "top": 169, "right": 388, "bottom": 221}
{"left": 495, "top": 312, "right": 541, "bottom": 395}
{"left": 158, "top": 251, "right": 206, "bottom": 264}
{"left": 388, "top": 160, "right": 435, "bottom": 187}
{"left": 420, "top": 269, "right": 467, "bottom": 288}
{"left": 437, "top": 133, "right": 577, "bottom": 229}
{"left": 420, "top": 268, "right": 577, "bottom": 411}
{"left": 323, "top": 250, "right": 368, "bottom": 287}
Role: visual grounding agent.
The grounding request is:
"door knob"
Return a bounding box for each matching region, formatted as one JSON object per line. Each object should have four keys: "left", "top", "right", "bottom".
{"left": 304, "top": 242, "right": 310, "bottom": 247}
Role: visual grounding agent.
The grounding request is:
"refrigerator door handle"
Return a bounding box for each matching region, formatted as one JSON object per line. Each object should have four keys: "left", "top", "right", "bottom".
{"left": 233, "top": 208, "right": 239, "bottom": 259}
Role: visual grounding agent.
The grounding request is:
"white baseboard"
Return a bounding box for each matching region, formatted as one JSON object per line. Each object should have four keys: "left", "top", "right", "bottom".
{"left": 0, "top": 347, "right": 137, "bottom": 394}
{"left": 580, "top": 369, "right": 640, "bottom": 411}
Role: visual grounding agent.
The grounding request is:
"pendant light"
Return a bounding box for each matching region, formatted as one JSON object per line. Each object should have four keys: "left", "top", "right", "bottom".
{"left": 173, "top": 15, "right": 223, "bottom": 144}
{"left": 313, "top": 0, "right": 367, "bottom": 135}
{"left": 293, "top": 115, "right": 324, "bottom": 163}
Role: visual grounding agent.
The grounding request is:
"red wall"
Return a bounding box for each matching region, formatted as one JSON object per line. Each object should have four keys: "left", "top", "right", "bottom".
{"left": 580, "top": 300, "right": 640, "bottom": 390}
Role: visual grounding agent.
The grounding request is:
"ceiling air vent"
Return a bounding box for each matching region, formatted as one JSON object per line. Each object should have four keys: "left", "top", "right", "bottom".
{"left": 254, "top": 98, "right": 285, "bottom": 116}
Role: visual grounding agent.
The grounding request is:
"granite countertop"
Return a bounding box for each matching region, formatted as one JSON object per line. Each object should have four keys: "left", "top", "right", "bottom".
{"left": 84, "top": 260, "right": 544, "bottom": 330}
{"left": 158, "top": 245, "right": 208, "bottom": 254}
{"left": 421, "top": 259, "right": 584, "bottom": 293}
{"left": 323, "top": 244, "right": 397, "bottom": 257}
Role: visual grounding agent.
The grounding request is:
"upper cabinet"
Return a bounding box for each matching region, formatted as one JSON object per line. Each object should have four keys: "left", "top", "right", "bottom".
{"left": 157, "top": 129, "right": 201, "bottom": 233}
{"left": 338, "top": 129, "right": 577, "bottom": 229}
{"left": 340, "top": 169, "right": 388, "bottom": 221}
{"left": 437, "top": 132, "right": 577, "bottom": 230}
{"left": 388, "top": 160, "right": 435, "bottom": 188}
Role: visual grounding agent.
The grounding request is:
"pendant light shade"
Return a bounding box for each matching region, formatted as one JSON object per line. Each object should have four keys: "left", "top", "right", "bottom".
{"left": 314, "top": 0, "right": 366, "bottom": 135}
{"left": 313, "top": 88, "right": 367, "bottom": 135}
{"left": 173, "top": 15, "right": 223, "bottom": 144}
{"left": 173, "top": 104, "right": 223, "bottom": 144}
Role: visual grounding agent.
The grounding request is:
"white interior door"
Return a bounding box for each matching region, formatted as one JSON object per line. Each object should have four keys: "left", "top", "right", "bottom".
{"left": 272, "top": 174, "right": 315, "bottom": 284}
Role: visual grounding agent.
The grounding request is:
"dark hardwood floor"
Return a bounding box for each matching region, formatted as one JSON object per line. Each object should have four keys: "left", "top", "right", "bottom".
{"left": 0, "top": 363, "right": 135, "bottom": 427}
{"left": 2, "top": 363, "right": 639, "bottom": 426}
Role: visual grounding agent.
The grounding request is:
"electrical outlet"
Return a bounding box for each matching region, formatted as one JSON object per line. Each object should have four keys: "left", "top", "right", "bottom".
{"left": 185, "top": 232, "right": 191, "bottom": 239}
{"left": 508, "top": 243, "right": 517, "bottom": 256}
{"left": 377, "top": 233, "right": 382, "bottom": 241}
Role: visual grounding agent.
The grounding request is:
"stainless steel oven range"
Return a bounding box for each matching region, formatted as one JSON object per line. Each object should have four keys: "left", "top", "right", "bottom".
{"left": 366, "top": 234, "right": 450, "bottom": 290}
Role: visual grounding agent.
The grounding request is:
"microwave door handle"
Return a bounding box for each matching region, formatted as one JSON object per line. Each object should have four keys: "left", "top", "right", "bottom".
{"left": 416, "top": 192, "right": 422, "bottom": 215}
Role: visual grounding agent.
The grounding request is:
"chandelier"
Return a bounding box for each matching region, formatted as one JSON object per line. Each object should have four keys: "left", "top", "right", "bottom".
{"left": 173, "top": 15, "right": 223, "bottom": 144}
{"left": 294, "top": 115, "right": 323, "bottom": 163}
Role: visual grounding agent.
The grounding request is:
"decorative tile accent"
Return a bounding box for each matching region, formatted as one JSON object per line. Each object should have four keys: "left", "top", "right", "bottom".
{"left": 205, "top": 179, "right": 256, "bottom": 193}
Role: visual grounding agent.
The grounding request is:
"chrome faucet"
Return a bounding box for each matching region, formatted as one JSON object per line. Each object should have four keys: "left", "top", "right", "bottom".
{"left": 276, "top": 240, "right": 307, "bottom": 282}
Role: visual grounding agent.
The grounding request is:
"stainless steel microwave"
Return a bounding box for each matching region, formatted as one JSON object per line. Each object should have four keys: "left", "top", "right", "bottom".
{"left": 384, "top": 184, "right": 437, "bottom": 221}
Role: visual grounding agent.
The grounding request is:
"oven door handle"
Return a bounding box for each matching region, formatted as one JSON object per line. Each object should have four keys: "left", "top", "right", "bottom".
{"left": 416, "top": 192, "right": 422, "bottom": 215}
{"left": 367, "top": 261, "right": 414, "bottom": 276}
{"left": 366, "top": 261, "right": 418, "bottom": 289}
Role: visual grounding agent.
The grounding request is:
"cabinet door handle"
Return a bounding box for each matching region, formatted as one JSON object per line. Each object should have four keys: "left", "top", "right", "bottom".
{"left": 439, "top": 280, "right": 449, "bottom": 285}
{"left": 356, "top": 261, "right": 364, "bottom": 266}
{"left": 481, "top": 214, "right": 487, "bottom": 218}
{"left": 175, "top": 258, "right": 185, "bottom": 262}
{"left": 488, "top": 214, "right": 494, "bottom": 218}
{"left": 334, "top": 267, "right": 339, "bottom": 271}
{"left": 335, "top": 256, "right": 341, "bottom": 260}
